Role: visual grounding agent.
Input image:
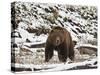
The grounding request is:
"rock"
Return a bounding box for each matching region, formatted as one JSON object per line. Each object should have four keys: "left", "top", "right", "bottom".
{"left": 77, "top": 46, "right": 97, "bottom": 56}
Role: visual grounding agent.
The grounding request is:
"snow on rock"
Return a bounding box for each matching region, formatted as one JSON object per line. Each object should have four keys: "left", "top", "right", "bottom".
{"left": 75, "top": 44, "right": 97, "bottom": 49}
{"left": 18, "top": 28, "right": 30, "bottom": 41}
{"left": 18, "top": 22, "right": 28, "bottom": 29}
{"left": 75, "top": 44, "right": 97, "bottom": 57}
{"left": 11, "top": 2, "right": 98, "bottom": 45}
{"left": 23, "top": 34, "right": 47, "bottom": 47}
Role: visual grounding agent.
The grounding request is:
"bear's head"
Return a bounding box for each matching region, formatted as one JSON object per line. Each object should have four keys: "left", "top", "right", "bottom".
{"left": 47, "top": 27, "right": 65, "bottom": 46}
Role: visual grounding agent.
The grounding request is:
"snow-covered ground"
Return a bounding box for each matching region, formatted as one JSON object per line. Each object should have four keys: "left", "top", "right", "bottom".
{"left": 11, "top": 58, "right": 97, "bottom": 72}
{"left": 11, "top": 2, "right": 98, "bottom": 72}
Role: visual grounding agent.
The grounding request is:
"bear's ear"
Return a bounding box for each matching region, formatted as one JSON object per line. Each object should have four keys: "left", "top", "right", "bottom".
{"left": 73, "top": 40, "right": 77, "bottom": 47}
{"left": 50, "top": 29, "right": 54, "bottom": 33}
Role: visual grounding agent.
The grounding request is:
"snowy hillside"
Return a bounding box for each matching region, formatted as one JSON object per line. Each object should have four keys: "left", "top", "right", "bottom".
{"left": 11, "top": 2, "right": 98, "bottom": 72}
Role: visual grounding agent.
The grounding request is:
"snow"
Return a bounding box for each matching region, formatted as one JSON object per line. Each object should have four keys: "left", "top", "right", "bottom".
{"left": 18, "top": 22, "right": 28, "bottom": 29}
{"left": 59, "top": 10, "right": 67, "bottom": 18}
{"left": 11, "top": 58, "right": 97, "bottom": 72}
{"left": 75, "top": 44, "right": 97, "bottom": 49}
{"left": 23, "top": 34, "right": 47, "bottom": 45}
{"left": 39, "top": 58, "right": 97, "bottom": 72}
{"left": 12, "top": 32, "right": 19, "bottom": 37}
{"left": 17, "top": 28, "right": 30, "bottom": 41}
{"left": 11, "top": 38, "right": 23, "bottom": 43}
{"left": 14, "top": 28, "right": 47, "bottom": 43}
{"left": 14, "top": 2, "right": 97, "bottom": 42}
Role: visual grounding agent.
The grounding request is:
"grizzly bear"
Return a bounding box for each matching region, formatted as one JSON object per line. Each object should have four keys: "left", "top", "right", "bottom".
{"left": 45, "top": 26, "right": 74, "bottom": 62}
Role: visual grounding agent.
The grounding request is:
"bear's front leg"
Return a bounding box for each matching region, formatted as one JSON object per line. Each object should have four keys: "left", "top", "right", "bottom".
{"left": 58, "top": 48, "right": 67, "bottom": 62}
{"left": 45, "top": 45, "right": 54, "bottom": 62}
{"left": 68, "top": 45, "right": 74, "bottom": 61}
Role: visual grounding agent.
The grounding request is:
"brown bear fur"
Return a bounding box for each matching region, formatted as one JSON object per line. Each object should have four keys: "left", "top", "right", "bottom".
{"left": 45, "top": 26, "right": 74, "bottom": 62}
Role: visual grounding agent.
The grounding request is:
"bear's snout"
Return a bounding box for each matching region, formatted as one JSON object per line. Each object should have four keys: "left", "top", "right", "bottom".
{"left": 55, "top": 37, "right": 60, "bottom": 46}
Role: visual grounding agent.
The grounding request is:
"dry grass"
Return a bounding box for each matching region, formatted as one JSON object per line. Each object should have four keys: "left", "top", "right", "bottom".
{"left": 12, "top": 47, "right": 96, "bottom": 65}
